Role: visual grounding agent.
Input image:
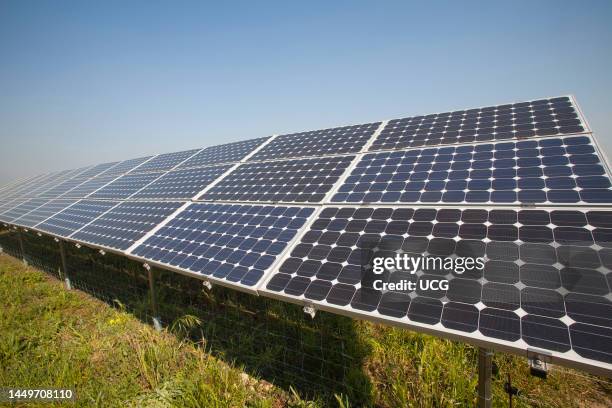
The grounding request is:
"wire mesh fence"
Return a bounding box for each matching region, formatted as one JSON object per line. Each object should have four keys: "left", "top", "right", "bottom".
{"left": 3, "top": 224, "right": 612, "bottom": 406}
{"left": 0, "top": 225, "right": 369, "bottom": 402}
{"left": 0, "top": 225, "right": 23, "bottom": 259}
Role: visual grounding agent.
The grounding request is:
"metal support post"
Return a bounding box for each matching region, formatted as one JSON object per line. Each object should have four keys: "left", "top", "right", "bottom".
{"left": 145, "top": 263, "right": 162, "bottom": 331}
{"left": 478, "top": 348, "right": 493, "bottom": 408}
{"left": 58, "top": 239, "right": 72, "bottom": 290}
{"left": 17, "top": 229, "right": 27, "bottom": 265}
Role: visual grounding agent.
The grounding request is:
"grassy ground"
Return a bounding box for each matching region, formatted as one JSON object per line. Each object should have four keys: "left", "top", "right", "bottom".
{"left": 0, "top": 253, "right": 611, "bottom": 407}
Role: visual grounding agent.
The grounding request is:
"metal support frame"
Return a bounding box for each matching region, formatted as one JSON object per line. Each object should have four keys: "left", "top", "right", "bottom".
{"left": 145, "top": 263, "right": 162, "bottom": 331}
{"left": 58, "top": 239, "right": 72, "bottom": 290}
{"left": 16, "top": 229, "right": 27, "bottom": 265}
{"left": 478, "top": 348, "right": 493, "bottom": 408}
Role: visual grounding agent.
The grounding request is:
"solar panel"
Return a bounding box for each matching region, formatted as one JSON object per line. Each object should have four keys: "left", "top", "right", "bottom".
{"left": 130, "top": 149, "right": 201, "bottom": 173}
{"left": 200, "top": 156, "right": 354, "bottom": 203}
{"left": 0, "top": 198, "right": 50, "bottom": 222}
{"left": 12, "top": 199, "right": 79, "bottom": 228}
{"left": 0, "top": 175, "right": 32, "bottom": 193}
{"left": 70, "top": 201, "right": 184, "bottom": 251}
{"left": 89, "top": 172, "right": 164, "bottom": 200}
{"left": 131, "top": 165, "right": 231, "bottom": 200}
{"left": 75, "top": 161, "right": 120, "bottom": 179}
{"left": 0, "top": 197, "right": 27, "bottom": 214}
{"left": 104, "top": 156, "right": 154, "bottom": 175}
{"left": 129, "top": 203, "right": 315, "bottom": 291}
{"left": 262, "top": 206, "right": 612, "bottom": 367}
{"left": 178, "top": 138, "right": 270, "bottom": 169}
{"left": 60, "top": 173, "right": 120, "bottom": 199}
{"left": 248, "top": 122, "right": 381, "bottom": 161}
{"left": 370, "top": 96, "right": 587, "bottom": 152}
{"left": 25, "top": 170, "right": 84, "bottom": 198}
{"left": 2, "top": 94, "right": 610, "bottom": 375}
{"left": 10, "top": 170, "right": 75, "bottom": 199}
{"left": 39, "top": 176, "right": 93, "bottom": 199}
{"left": 0, "top": 174, "right": 45, "bottom": 198}
{"left": 88, "top": 172, "right": 164, "bottom": 200}
{"left": 332, "top": 135, "right": 612, "bottom": 205}
{"left": 36, "top": 199, "right": 119, "bottom": 238}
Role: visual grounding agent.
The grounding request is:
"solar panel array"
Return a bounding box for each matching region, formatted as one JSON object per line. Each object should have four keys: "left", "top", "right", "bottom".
{"left": 1, "top": 95, "right": 611, "bottom": 375}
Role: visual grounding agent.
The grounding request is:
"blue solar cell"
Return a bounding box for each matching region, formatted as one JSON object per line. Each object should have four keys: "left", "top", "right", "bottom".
{"left": 332, "top": 135, "right": 611, "bottom": 204}
{"left": 130, "top": 203, "right": 315, "bottom": 288}
{"left": 71, "top": 201, "right": 183, "bottom": 251}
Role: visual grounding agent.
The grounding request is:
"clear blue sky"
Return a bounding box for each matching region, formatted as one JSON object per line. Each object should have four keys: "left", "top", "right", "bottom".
{"left": 1, "top": 1, "right": 611, "bottom": 185}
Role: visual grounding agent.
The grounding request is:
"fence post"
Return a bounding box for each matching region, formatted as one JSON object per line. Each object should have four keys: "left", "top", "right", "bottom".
{"left": 478, "top": 347, "right": 493, "bottom": 408}
{"left": 17, "top": 229, "right": 27, "bottom": 265}
{"left": 58, "top": 239, "right": 72, "bottom": 290}
{"left": 144, "top": 263, "right": 162, "bottom": 331}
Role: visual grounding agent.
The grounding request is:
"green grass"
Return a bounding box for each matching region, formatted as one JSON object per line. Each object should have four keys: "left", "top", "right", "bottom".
{"left": 0, "top": 252, "right": 611, "bottom": 407}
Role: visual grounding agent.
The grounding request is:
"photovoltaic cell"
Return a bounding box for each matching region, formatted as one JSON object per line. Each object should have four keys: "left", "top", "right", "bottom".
{"left": 0, "top": 198, "right": 49, "bottom": 222}
{"left": 130, "top": 203, "right": 315, "bottom": 289}
{"left": 12, "top": 199, "right": 78, "bottom": 228}
{"left": 201, "top": 156, "right": 354, "bottom": 203}
{"left": 130, "top": 149, "right": 201, "bottom": 173}
{"left": 264, "top": 207, "right": 612, "bottom": 364}
{"left": 70, "top": 201, "right": 184, "bottom": 251}
{"left": 332, "top": 135, "right": 612, "bottom": 204}
{"left": 370, "top": 96, "right": 586, "bottom": 152}
{"left": 36, "top": 200, "right": 118, "bottom": 238}
{"left": 88, "top": 172, "right": 164, "bottom": 200}
{"left": 178, "top": 137, "right": 269, "bottom": 169}
{"left": 132, "top": 165, "right": 231, "bottom": 200}
{"left": 249, "top": 122, "right": 381, "bottom": 161}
